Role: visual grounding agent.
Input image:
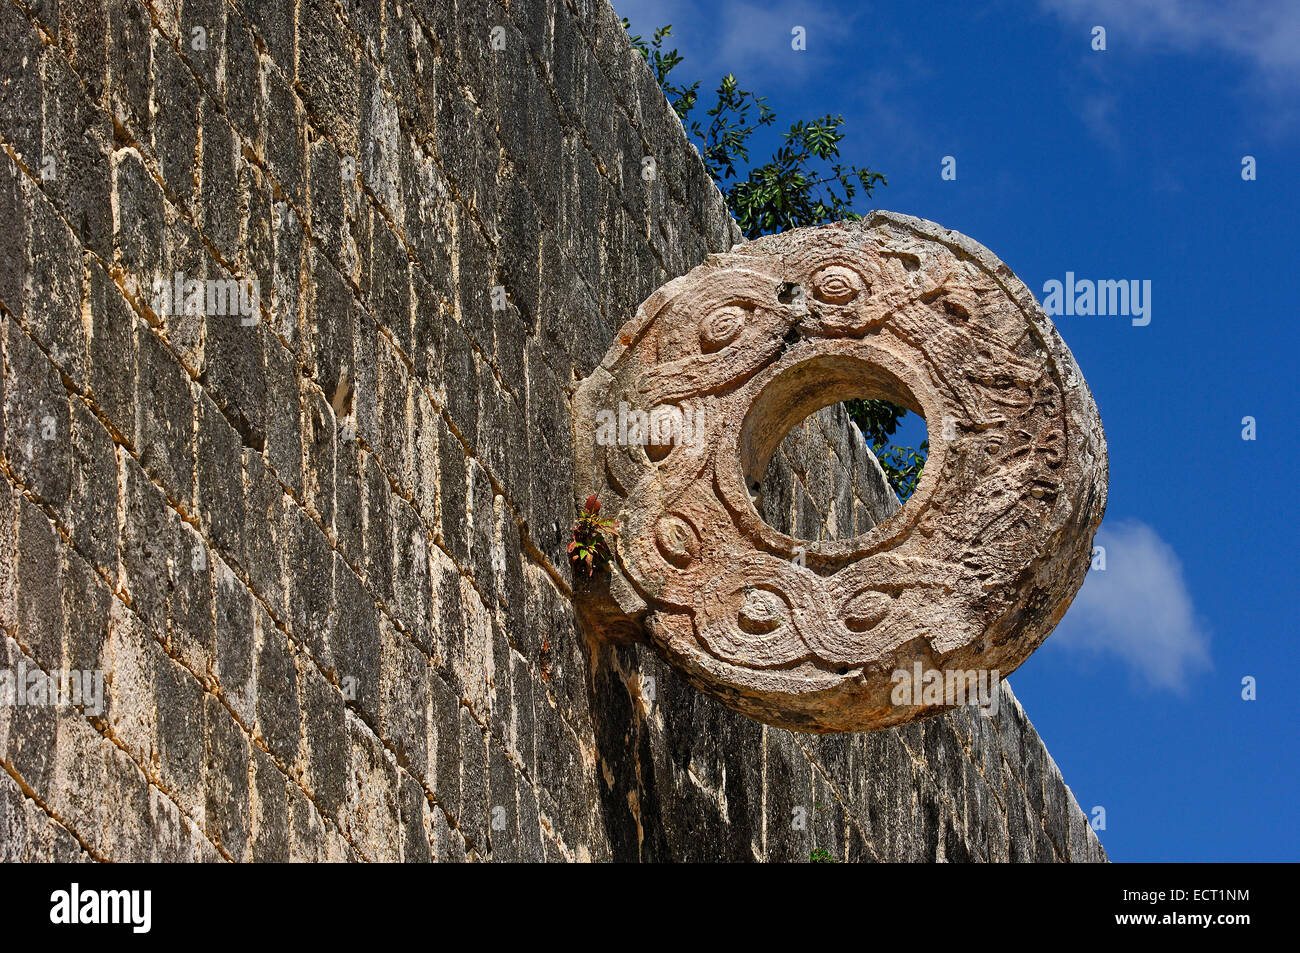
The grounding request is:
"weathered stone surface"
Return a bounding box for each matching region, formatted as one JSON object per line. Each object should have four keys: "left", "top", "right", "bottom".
{"left": 575, "top": 214, "right": 1107, "bottom": 732}
{"left": 0, "top": 0, "right": 1103, "bottom": 863}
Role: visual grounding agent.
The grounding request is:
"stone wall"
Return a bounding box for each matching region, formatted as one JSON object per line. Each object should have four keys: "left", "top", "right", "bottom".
{"left": 761, "top": 402, "right": 902, "bottom": 544}
{"left": 0, "top": 0, "right": 1104, "bottom": 862}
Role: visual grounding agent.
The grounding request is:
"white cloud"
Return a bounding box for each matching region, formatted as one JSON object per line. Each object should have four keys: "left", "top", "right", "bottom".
{"left": 1042, "top": 0, "right": 1300, "bottom": 88}
{"left": 1051, "top": 520, "right": 1211, "bottom": 692}
{"left": 713, "top": 1, "right": 855, "bottom": 74}
{"left": 614, "top": 0, "right": 868, "bottom": 88}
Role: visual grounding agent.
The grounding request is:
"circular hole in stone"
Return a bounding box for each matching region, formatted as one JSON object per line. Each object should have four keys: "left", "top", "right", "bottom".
{"left": 739, "top": 356, "right": 928, "bottom": 543}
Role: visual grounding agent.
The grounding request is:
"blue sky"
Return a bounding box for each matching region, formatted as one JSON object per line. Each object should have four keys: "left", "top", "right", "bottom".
{"left": 615, "top": 0, "right": 1300, "bottom": 861}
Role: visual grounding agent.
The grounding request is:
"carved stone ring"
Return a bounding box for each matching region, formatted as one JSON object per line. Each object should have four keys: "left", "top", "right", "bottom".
{"left": 574, "top": 212, "right": 1107, "bottom": 732}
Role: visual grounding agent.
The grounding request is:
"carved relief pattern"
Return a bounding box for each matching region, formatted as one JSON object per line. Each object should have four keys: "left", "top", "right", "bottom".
{"left": 574, "top": 213, "right": 1107, "bottom": 732}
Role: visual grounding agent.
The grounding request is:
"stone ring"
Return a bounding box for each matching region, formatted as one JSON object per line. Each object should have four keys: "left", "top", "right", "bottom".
{"left": 574, "top": 212, "right": 1107, "bottom": 732}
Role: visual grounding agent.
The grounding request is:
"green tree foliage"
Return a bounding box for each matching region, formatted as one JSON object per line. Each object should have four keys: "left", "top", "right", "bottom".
{"left": 624, "top": 24, "right": 883, "bottom": 239}
{"left": 842, "top": 399, "right": 928, "bottom": 501}
{"left": 624, "top": 23, "right": 926, "bottom": 500}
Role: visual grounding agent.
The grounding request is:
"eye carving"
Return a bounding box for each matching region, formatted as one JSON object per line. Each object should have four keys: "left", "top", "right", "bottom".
{"left": 654, "top": 514, "right": 700, "bottom": 568}
{"left": 737, "top": 588, "right": 788, "bottom": 634}
{"left": 811, "top": 265, "right": 867, "bottom": 305}
{"left": 843, "top": 590, "right": 894, "bottom": 632}
{"left": 699, "top": 304, "right": 748, "bottom": 352}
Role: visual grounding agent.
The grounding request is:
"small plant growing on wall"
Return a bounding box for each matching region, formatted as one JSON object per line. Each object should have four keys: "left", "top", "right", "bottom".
{"left": 569, "top": 495, "right": 619, "bottom": 577}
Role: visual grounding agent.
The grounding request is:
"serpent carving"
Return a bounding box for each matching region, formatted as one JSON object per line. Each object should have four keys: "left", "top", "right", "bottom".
{"left": 573, "top": 211, "right": 1107, "bottom": 732}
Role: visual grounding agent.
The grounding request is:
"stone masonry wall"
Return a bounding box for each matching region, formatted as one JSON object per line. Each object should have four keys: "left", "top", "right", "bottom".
{"left": 761, "top": 402, "right": 901, "bottom": 544}
{"left": 0, "top": 0, "right": 1105, "bottom": 861}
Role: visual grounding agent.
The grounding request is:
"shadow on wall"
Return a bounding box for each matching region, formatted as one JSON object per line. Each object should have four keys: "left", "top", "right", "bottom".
{"left": 587, "top": 635, "right": 764, "bottom": 861}
{"left": 581, "top": 624, "right": 1107, "bottom": 862}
